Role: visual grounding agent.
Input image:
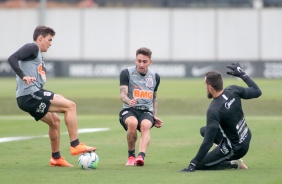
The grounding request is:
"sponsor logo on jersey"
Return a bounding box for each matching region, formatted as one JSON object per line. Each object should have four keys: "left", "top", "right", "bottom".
{"left": 36, "top": 102, "right": 46, "bottom": 113}
{"left": 146, "top": 76, "right": 154, "bottom": 88}
{"left": 38, "top": 63, "right": 47, "bottom": 80}
{"left": 133, "top": 89, "right": 153, "bottom": 99}
{"left": 225, "top": 98, "right": 235, "bottom": 109}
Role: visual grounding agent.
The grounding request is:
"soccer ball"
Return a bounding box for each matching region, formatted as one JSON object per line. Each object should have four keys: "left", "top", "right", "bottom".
{"left": 78, "top": 152, "right": 99, "bottom": 169}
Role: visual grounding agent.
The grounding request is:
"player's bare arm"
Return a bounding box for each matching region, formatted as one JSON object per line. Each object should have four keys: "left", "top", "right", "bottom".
{"left": 120, "top": 85, "right": 138, "bottom": 106}
{"left": 153, "top": 91, "right": 158, "bottom": 116}
{"left": 153, "top": 91, "right": 163, "bottom": 128}
{"left": 120, "top": 85, "right": 130, "bottom": 104}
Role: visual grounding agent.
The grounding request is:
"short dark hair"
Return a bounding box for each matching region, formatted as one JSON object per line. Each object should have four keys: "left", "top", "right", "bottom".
{"left": 136, "top": 47, "right": 152, "bottom": 58}
{"left": 205, "top": 71, "right": 223, "bottom": 92}
{"left": 33, "top": 25, "right": 55, "bottom": 41}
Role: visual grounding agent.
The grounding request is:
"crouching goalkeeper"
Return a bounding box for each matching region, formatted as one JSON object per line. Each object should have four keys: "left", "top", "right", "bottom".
{"left": 181, "top": 63, "right": 262, "bottom": 172}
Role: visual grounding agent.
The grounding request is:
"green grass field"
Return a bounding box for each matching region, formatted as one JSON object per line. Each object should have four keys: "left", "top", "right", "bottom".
{"left": 0, "top": 78, "right": 281, "bottom": 184}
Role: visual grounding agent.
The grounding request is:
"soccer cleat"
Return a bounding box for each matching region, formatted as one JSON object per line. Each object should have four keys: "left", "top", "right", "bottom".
{"left": 180, "top": 166, "right": 191, "bottom": 172}
{"left": 179, "top": 164, "right": 196, "bottom": 172}
{"left": 135, "top": 156, "right": 144, "bottom": 166}
{"left": 50, "top": 157, "right": 74, "bottom": 167}
{"left": 70, "top": 142, "right": 97, "bottom": 156}
{"left": 125, "top": 156, "right": 135, "bottom": 166}
{"left": 232, "top": 159, "right": 248, "bottom": 169}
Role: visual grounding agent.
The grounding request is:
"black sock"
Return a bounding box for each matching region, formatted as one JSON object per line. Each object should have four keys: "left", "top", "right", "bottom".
{"left": 128, "top": 149, "right": 135, "bottom": 158}
{"left": 138, "top": 152, "right": 145, "bottom": 159}
{"left": 52, "top": 151, "right": 61, "bottom": 159}
{"left": 71, "top": 139, "right": 80, "bottom": 147}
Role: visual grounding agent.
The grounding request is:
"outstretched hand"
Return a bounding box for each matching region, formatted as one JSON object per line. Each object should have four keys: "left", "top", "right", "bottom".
{"left": 154, "top": 117, "right": 163, "bottom": 128}
{"left": 226, "top": 63, "right": 246, "bottom": 78}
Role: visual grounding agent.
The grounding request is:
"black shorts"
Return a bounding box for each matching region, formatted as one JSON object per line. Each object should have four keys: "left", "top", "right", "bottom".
{"left": 196, "top": 131, "right": 252, "bottom": 170}
{"left": 119, "top": 108, "right": 155, "bottom": 131}
{"left": 16, "top": 89, "right": 54, "bottom": 121}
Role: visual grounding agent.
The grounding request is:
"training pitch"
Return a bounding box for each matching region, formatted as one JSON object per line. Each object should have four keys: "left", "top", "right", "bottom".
{"left": 0, "top": 78, "right": 281, "bottom": 184}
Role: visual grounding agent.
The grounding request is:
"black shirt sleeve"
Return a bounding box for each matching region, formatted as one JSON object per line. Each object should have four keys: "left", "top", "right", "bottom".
{"left": 192, "top": 109, "right": 220, "bottom": 163}
{"left": 154, "top": 73, "right": 160, "bottom": 92}
{"left": 120, "top": 69, "right": 129, "bottom": 86}
{"left": 228, "top": 77, "right": 262, "bottom": 99}
{"left": 7, "top": 43, "right": 39, "bottom": 79}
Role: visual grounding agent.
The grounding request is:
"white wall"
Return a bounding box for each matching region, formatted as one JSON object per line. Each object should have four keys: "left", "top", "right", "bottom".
{"left": 217, "top": 9, "right": 259, "bottom": 60}
{"left": 45, "top": 9, "right": 82, "bottom": 60}
{"left": 172, "top": 9, "right": 216, "bottom": 61}
{"left": 261, "top": 9, "right": 282, "bottom": 60}
{"left": 0, "top": 8, "right": 282, "bottom": 61}
{"left": 0, "top": 9, "right": 37, "bottom": 57}
{"left": 83, "top": 8, "right": 128, "bottom": 60}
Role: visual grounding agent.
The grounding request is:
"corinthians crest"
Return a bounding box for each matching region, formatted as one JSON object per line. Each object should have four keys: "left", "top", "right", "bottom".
{"left": 146, "top": 75, "right": 153, "bottom": 87}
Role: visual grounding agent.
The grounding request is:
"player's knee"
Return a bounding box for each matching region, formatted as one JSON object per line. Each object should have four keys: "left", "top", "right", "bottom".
{"left": 200, "top": 126, "right": 206, "bottom": 137}
{"left": 140, "top": 126, "right": 150, "bottom": 133}
{"left": 140, "top": 121, "right": 151, "bottom": 132}
{"left": 67, "top": 101, "right": 76, "bottom": 111}
{"left": 52, "top": 114, "right": 61, "bottom": 127}
{"left": 127, "top": 122, "right": 138, "bottom": 130}
{"left": 126, "top": 120, "right": 138, "bottom": 131}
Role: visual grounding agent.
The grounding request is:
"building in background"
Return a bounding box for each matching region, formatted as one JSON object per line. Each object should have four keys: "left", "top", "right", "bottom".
{"left": 1, "top": 0, "right": 282, "bottom": 78}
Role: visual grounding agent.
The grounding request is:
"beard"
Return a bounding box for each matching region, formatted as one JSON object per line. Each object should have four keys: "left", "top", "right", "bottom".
{"left": 207, "top": 91, "right": 213, "bottom": 99}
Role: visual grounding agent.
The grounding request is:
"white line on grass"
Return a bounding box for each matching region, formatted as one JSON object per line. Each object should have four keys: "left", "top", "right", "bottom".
{"left": 0, "top": 128, "right": 109, "bottom": 143}
{"left": 0, "top": 115, "right": 281, "bottom": 120}
{"left": 0, "top": 115, "right": 112, "bottom": 120}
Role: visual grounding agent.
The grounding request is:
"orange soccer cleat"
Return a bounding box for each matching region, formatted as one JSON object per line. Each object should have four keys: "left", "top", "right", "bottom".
{"left": 49, "top": 157, "right": 74, "bottom": 167}
{"left": 125, "top": 156, "right": 135, "bottom": 166}
{"left": 70, "top": 142, "right": 97, "bottom": 156}
{"left": 135, "top": 155, "right": 144, "bottom": 166}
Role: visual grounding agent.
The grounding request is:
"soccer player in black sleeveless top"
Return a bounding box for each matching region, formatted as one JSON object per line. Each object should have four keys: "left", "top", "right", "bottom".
{"left": 181, "top": 63, "right": 262, "bottom": 172}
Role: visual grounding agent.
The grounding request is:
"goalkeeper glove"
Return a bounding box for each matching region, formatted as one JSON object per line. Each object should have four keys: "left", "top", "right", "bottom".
{"left": 226, "top": 63, "right": 248, "bottom": 80}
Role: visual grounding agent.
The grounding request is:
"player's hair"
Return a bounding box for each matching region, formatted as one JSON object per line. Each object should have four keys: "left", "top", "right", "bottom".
{"left": 205, "top": 71, "right": 223, "bottom": 92}
{"left": 33, "top": 25, "right": 55, "bottom": 41}
{"left": 136, "top": 47, "right": 152, "bottom": 58}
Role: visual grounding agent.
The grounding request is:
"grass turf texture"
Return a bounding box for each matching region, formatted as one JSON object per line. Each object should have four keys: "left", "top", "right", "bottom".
{"left": 0, "top": 78, "right": 282, "bottom": 184}
{"left": 1, "top": 77, "right": 281, "bottom": 116}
